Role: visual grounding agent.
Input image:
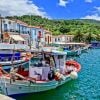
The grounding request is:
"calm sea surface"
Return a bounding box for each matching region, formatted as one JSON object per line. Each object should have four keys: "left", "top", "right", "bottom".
{"left": 11, "top": 49, "right": 100, "bottom": 100}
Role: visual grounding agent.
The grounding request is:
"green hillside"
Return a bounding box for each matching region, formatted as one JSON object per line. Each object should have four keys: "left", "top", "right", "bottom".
{"left": 6, "top": 15, "right": 100, "bottom": 42}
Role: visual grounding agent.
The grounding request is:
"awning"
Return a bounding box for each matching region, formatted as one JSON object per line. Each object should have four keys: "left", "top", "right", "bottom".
{"left": 10, "top": 35, "right": 25, "bottom": 41}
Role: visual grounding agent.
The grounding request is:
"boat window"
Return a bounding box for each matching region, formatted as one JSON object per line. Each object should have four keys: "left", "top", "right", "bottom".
{"left": 31, "top": 57, "right": 41, "bottom": 66}
{"left": 50, "top": 56, "right": 55, "bottom": 68}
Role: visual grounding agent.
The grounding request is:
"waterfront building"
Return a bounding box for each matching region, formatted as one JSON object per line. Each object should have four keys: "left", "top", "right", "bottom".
{"left": 44, "top": 30, "right": 52, "bottom": 45}
{"left": 0, "top": 17, "right": 30, "bottom": 49}
{"left": 52, "top": 35, "right": 74, "bottom": 43}
{"left": 30, "top": 26, "right": 45, "bottom": 49}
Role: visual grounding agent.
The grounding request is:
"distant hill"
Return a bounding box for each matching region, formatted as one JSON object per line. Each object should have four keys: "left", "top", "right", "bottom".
{"left": 6, "top": 15, "right": 100, "bottom": 35}
{"left": 76, "top": 19, "right": 100, "bottom": 26}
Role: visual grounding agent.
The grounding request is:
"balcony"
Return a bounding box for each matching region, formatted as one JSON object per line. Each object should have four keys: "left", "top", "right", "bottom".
{"left": 4, "top": 29, "right": 8, "bottom": 32}
{"left": 10, "top": 29, "right": 15, "bottom": 32}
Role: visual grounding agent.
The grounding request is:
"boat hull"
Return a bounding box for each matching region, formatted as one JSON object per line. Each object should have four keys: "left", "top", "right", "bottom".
{"left": 0, "top": 76, "right": 71, "bottom": 96}
{"left": 65, "top": 50, "right": 80, "bottom": 56}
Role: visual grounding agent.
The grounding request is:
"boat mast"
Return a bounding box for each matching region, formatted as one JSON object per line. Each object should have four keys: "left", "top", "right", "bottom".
{"left": 0, "top": 14, "right": 3, "bottom": 42}
{"left": 29, "top": 14, "right": 32, "bottom": 49}
{"left": 11, "top": 44, "right": 15, "bottom": 68}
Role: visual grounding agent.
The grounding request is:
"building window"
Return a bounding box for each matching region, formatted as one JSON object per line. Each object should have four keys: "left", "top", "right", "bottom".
{"left": 4, "top": 24, "right": 8, "bottom": 32}
{"left": 34, "top": 31, "right": 36, "bottom": 35}
{"left": 48, "top": 36, "right": 49, "bottom": 43}
{"left": 8, "top": 21, "right": 11, "bottom": 24}
{"left": 58, "top": 38, "right": 60, "bottom": 42}
{"left": 38, "top": 31, "right": 42, "bottom": 38}
{"left": 50, "top": 36, "right": 51, "bottom": 42}
{"left": 55, "top": 38, "right": 57, "bottom": 42}
{"left": 3, "top": 20, "right": 5, "bottom": 23}
{"left": 45, "top": 37, "right": 47, "bottom": 42}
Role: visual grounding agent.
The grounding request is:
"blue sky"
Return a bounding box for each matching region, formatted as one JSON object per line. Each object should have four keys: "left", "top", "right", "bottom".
{"left": 0, "top": 0, "right": 100, "bottom": 20}
{"left": 32, "top": 0, "right": 100, "bottom": 19}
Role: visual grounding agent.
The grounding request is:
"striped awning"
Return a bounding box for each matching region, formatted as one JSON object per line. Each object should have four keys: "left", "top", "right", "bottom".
{"left": 10, "top": 35, "right": 25, "bottom": 41}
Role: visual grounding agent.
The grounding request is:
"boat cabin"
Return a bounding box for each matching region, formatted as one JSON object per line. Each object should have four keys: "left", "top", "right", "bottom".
{"left": 29, "top": 49, "right": 67, "bottom": 81}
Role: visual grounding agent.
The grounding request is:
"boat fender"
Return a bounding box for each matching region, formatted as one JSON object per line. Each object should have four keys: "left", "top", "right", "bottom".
{"left": 48, "top": 70, "right": 55, "bottom": 80}
{"left": 54, "top": 72, "right": 64, "bottom": 81}
{"left": 70, "top": 71, "right": 78, "bottom": 79}
{"left": 23, "top": 57, "right": 29, "bottom": 61}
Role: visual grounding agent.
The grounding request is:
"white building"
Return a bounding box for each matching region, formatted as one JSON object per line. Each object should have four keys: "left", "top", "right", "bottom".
{"left": 44, "top": 30, "right": 52, "bottom": 45}
{"left": 30, "top": 26, "right": 45, "bottom": 49}
{"left": 52, "top": 35, "right": 74, "bottom": 43}
{"left": 0, "top": 17, "right": 30, "bottom": 50}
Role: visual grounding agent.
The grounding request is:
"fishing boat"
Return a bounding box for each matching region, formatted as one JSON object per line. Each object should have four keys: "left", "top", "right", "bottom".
{"left": 0, "top": 43, "right": 31, "bottom": 66}
{"left": 80, "top": 44, "right": 90, "bottom": 53}
{"left": 0, "top": 48, "right": 81, "bottom": 96}
{"left": 63, "top": 49, "right": 80, "bottom": 56}
{"left": 52, "top": 42, "right": 83, "bottom": 56}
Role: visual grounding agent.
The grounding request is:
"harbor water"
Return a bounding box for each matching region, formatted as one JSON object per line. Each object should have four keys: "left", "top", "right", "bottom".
{"left": 7, "top": 49, "right": 100, "bottom": 100}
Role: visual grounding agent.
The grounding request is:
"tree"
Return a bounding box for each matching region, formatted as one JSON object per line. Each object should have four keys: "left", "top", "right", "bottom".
{"left": 96, "top": 34, "right": 100, "bottom": 41}
{"left": 85, "top": 33, "right": 96, "bottom": 43}
{"left": 73, "top": 30, "right": 84, "bottom": 42}
{"left": 59, "top": 26, "right": 70, "bottom": 34}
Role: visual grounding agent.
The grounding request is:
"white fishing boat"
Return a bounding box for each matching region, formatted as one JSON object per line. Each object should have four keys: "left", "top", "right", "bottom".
{"left": 0, "top": 48, "right": 81, "bottom": 96}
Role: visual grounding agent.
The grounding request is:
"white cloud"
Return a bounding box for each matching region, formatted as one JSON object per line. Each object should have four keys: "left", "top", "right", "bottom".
{"left": 95, "top": 7, "right": 100, "bottom": 11}
{"left": 81, "top": 6, "right": 100, "bottom": 21}
{"left": 85, "top": 0, "right": 93, "bottom": 3}
{"left": 81, "top": 14, "right": 100, "bottom": 21}
{"left": 58, "top": 0, "right": 68, "bottom": 7}
{"left": 0, "top": 0, "right": 50, "bottom": 18}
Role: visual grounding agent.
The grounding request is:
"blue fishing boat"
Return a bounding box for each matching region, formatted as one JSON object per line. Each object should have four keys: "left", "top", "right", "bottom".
{"left": 0, "top": 43, "right": 31, "bottom": 66}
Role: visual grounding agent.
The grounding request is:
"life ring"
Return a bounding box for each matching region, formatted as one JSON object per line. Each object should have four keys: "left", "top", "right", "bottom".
{"left": 48, "top": 70, "right": 55, "bottom": 80}
{"left": 66, "top": 60, "right": 81, "bottom": 72}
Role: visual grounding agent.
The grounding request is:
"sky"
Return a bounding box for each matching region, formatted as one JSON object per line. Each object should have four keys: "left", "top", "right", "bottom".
{"left": 0, "top": 0, "right": 100, "bottom": 20}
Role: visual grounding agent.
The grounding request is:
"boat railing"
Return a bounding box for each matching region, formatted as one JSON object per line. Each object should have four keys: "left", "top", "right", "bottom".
{"left": 0, "top": 43, "right": 29, "bottom": 50}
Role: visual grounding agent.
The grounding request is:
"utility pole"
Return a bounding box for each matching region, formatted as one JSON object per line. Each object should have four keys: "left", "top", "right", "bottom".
{"left": 0, "top": 14, "right": 3, "bottom": 43}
